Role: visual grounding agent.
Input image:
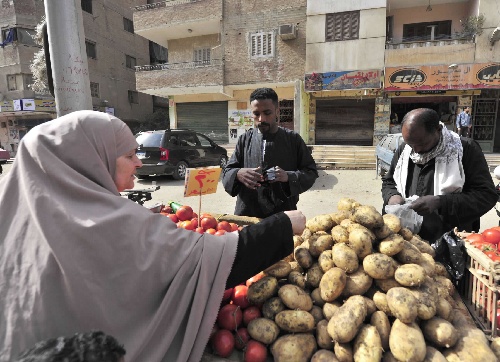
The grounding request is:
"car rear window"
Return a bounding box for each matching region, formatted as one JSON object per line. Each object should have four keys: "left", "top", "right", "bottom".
{"left": 136, "top": 133, "right": 163, "bottom": 147}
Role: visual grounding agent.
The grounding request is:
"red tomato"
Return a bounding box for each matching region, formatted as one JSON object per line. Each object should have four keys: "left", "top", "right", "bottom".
{"left": 179, "top": 220, "right": 194, "bottom": 231}
{"left": 160, "top": 206, "right": 173, "bottom": 214}
{"left": 246, "top": 272, "right": 265, "bottom": 287}
{"left": 215, "top": 230, "right": 227, "bottom": 236}
{"left": 217, "top": 221, "right": 232, "bottom": 232}
{"left": 232, "top": 285, "right": 250, "bottom": 309}
{"left": 201, "top": 216, "right": 218, "bottom": 231}
{"left": 195, "top": 227, "right": 205, "bottom": 234}
{"left": 211, "top": 329, "right": 235, "bottom": 358}
{"left": 483, "top": 228, "right": 500, "bottom": 246}
{"left": 222, "top": 288, "right": 233, "bottom": 302}
{"left": 217, "top": 304, "right": 242, "bottom": 330}
{"left": 190, "top": 218, "right": 199, "bottom": 229}
{"left": 205, "top": 228, "right": 217, "bottom": 235}
{"left": 243, "top": 306, "right": 261, "bottom": 326}
{"left": 166, "top": 214, "right": 178, "bottom": 223}
{"left": 475, "top": 242, "right": 495, "bottom": 252}
{"left": 176, "top": 205, "right": 194, "bottom": 221}
{"left": 229, "top": 222, "right": 239, "bottom": 232}
{"left": 234, "top": 327, "right": 250, "bottom": 350}
{"left": 466, "top": 233, "right": 486, "bottom": 243}
{"left": 244, "top": 340, "right": 267, "bottom": 362}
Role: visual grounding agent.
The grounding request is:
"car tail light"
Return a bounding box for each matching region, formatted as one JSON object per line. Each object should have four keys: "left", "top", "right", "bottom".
{"left": 159, "top": 147, "right": 169, "bottom": 161}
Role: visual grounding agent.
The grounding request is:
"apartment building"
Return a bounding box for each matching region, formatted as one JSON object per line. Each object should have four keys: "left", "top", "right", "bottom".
{"left": 133, "top": 0, "right": 307, "bottom": 144}
{"left": 0, "top": 0, "right": 158, "bottom": 156}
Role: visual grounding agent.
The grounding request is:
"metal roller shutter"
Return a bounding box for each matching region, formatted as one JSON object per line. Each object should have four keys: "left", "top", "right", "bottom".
{"left": 315, "top": 99, "right": 375, "bottom": 145}
{"left": 176, "top": 102, "right": 228, "bottom": 143}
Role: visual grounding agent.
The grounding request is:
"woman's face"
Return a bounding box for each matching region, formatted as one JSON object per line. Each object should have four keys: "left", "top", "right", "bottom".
{"left": 114, "top": 148, "right": 142, "bottom": 192}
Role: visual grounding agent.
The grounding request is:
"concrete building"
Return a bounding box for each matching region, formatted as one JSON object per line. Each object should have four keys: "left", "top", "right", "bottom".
{"left": 0, "top": 0, "right": 158, "bottom": 156}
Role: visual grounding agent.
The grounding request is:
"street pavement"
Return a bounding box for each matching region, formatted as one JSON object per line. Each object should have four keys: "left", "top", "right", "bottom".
{"left": 1, "top": 161, "right": 498, "bottom": 232}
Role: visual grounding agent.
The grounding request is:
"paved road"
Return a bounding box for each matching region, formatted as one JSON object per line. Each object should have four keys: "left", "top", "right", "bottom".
{"left": 2, "top": 161, "right": 498, "bottom": 231}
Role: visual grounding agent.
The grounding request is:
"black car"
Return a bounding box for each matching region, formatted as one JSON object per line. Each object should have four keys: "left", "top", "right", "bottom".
{"left": 135, "top": 129, "right": 228, "bottom": 180}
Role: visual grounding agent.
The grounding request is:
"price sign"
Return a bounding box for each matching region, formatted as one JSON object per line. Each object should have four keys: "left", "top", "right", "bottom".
{"left": 183, "top": 166, "right": 221, "bottom": 197}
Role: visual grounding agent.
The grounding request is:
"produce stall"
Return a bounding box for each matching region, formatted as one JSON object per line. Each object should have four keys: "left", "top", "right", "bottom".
{"left": 145, "top": 196, "right": 500, "bottom": 361}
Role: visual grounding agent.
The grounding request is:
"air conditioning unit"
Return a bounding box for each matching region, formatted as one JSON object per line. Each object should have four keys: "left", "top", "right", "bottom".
{"left": 279, "top": 24, "right": 297, "bottom": 40}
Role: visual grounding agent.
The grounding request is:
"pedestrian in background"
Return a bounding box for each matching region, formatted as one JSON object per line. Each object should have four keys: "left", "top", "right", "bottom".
{"left": 456, "top": 106, "right": 472, "bottom": 137}
{"left": 222, "top": 87, "right": 318, "bottom": 218}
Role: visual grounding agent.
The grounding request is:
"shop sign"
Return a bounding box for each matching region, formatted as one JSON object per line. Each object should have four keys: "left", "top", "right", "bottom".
{"left": 35, "top": 100, "right": 56, "bottom": 112}
{"left": 0, "top": 101, "right": 13, "bottom": 112}
{"left": 385, "top": 63, "right": 500, "bottom": 91}
{"left": 305, "top": 69, "right": 381, "bottom": 91}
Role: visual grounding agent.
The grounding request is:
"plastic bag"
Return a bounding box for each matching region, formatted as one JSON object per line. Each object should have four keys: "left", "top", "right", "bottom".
{"left": 431, "top": 228, "right": 466, "bottom": 284}
{"left": 384, "top": 195, "right": 423, "bottom": 234}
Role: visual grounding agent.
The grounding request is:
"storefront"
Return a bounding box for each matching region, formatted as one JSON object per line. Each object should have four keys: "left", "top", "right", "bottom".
{"left": 176, "top": 101, "right": 228, "bottom": 143}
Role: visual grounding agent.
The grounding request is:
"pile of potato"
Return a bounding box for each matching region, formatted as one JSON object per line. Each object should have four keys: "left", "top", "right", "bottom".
{"left": 245, "top": 198, "right": 499, "bottom": 362}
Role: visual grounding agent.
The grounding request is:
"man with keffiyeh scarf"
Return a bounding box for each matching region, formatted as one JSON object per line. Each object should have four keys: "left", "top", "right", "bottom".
{"left": 382, "top": 108, "right": 496, "bottom": 243}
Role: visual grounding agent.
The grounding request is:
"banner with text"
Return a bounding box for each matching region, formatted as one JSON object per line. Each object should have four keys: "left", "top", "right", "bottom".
{"left": 305, "top": 70, "right": 382, "bottom": 91}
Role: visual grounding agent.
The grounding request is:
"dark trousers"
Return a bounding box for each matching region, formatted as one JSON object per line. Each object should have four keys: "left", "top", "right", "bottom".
{"left": 458, "top": 127, "right": 471, "bottom": 137}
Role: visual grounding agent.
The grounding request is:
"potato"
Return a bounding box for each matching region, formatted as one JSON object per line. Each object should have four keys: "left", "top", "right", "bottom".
{"left": 353, "top": 324, "right": 383, "bottom": 362}
{"left": 334, "top": 342, "right": 353, "bottom": 362}
{"left": 399, "top": 227, "right": 414, "bottom": 240}
{"left": 395, "top": 240, "right": 423, "bottom": 264}
{"left": 372, "top": 291, "right": 392, "bottom": 316}
{"left": 323, "top": 301, "right": 341, "bottom": 321}
{"left": 341, "top": 265, "right": 373, "bottom": 297}
{"left": 408, "top": 235, "right": 436, "bottom": 257}
{"left": 275, "top": 310, "right": 315, "bottom": 332}
{"left": 433, "top": 275, "right": 455, "bottom": 297}
{"left": 363, "top": 253, "right": 397, "bottom": 279}
{"left": 375, "top": 278, "right": 402, "bottom": 292}
{"left": 417, "top": 253, "right": 436, "bottom": 278}
{"left": 424, "top": 346, "right": 447, "bottom": 362}
{"left": 383, "top": 213, "right": 402, "bottom": 233}
{"left": 386, "top": 287, "right": 419, "bottom": 323}
{"left": 411, "top": 288, "right": 437, "bottom": 321}
{"left": 311, "top": 349, "right": 338, "bottom": 362}
{"left": 288, "top": 270, "right": 307, "bottom": 290}
{"left": 247, "top": 276, "right": 279, "bottom": 304}
{"left": 330, "top": 210, "right": 352, "bottom": 225}
{"left": 434, "top": 262, "right": 448, "bottom": 277}
{"left": 382, "top": 351, "right": 399, "bottom": 362}
{"left": 310, "top": 305, "right": 324, "bottom": 326}
{"left": 374, "top": 224, "right": 393, "bottom": 240}
{"left": 306, "top": 214, "right": 334, "bottom": 233}
{"left": 339, "top": 218, "right": 354, "bottom": 229}
{"left": 318, "top": 250, "right": 335, "bottom": 273}
{"left": 378, "top": 233, "right": 405, "bottom": 256}
{"left": 247, "top": 317, "right": 280, "bottom": 344}
{"left": 363, "top": 296, "right": 378, "bottom": 317}
{"left": 301, "top": 228, "right": 313, "bottom": 240}
{"left": 394, "top": 263, "right": 427, "bottom": 287}
{"left": 331, "top": 225, "right": 349, "bottom": 244}
{"left": 319, "top": 267, "right": 347, "bottom": 302}
{"left": 421, "top": 317, "right": 458, "bottom": 348}
{"left": 331, "top": 243, "right": 359, "bottom": 273}
{"left": 316, "top": 319, "right": 334, "bottom": 350}
{"left": 350, "top": 205, "right": 384, "bottom": 229}
{"left": 271, "top": 333, "right": 318, "bottom": 362}
{"left": 345, "top": 222, "right": 377, "bottom": 240}
{"left": 262, "top": 296, "right": 285, "bottom": 320}
{"left": 389, "top": 319, "right": 426, "bottom": 362}
{"left": 289, "top": 261, "right": 304, "bottom": 274}
{"left": 435, "top": 298, "right": 453, "bottom": 321}
{"left": 491, "top": 337, "right": 500, "bottom": 361}
{"left": 370, "top": 310, "right": 390, "bottom": 351}
{"left": 278, "top": 284, "right": 313, "bottom": 311}
{"left": 295, "top": 246, "right": 314, "bottom": 269}
{"left": 310, "top": 288, "right": 325, "bottom": 307}
{"left": 348, "top": 228, "right": 374, "bottom": 259}
{"left": 306, "top": 263, "right": 324, "bottom": 289}
{"left": 327, "top": 295, "right": 367, "bottom": 343}
{"left": 310, "top": 234, "right": 334, "bottom": 257}
{"left": 264, "top": 260, "right": 292, "bottom": 279}
{"left": 337, "top": 197, "right": 360, "bottom": 212}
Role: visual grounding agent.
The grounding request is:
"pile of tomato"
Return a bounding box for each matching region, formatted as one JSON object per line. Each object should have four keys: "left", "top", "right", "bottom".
{"left": 466, "top": 226, "right": 500, "bottom": 261}
{"left": 210, "top": 273, "right": 268, "bottom": 362}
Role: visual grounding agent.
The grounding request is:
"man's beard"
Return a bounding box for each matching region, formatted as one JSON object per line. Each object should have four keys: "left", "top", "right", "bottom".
{"left": 258, "top": 122, "right": 271, "bottom": 134}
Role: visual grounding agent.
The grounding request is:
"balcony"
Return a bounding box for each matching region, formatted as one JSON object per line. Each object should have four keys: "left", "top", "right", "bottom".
{"left": 133, "top": 0, "right": 222, "bottom": 47}
{"left": 135, "top": 59, "right": 224, "bottom": 96}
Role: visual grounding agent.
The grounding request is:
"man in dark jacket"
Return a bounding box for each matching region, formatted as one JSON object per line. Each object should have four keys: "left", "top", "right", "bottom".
{"left": 382, "top": 108, "right": 496, "bottom": 243}
{"left": 222, "top": 88, "right": 318, "bottom": 218}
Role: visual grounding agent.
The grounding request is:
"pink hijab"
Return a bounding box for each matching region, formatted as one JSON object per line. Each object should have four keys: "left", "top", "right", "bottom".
{"left": 0, "top": 110, "right": 238, "bottom": 361}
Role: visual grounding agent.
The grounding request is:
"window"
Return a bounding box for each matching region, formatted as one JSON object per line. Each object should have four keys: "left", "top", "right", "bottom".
{"left": 7, "top": 75, "right": 17, "bottom": 91}
{"left": 125, "top": 55, "right": 137, "bottom": 69}
{"left": 23, "top": 74, "right": 34, "bottom": 90}
{"left": 278, "top": 100, "right": 294, "bottom": 123}
{"left": 325, "top": 11, "right": 360, "bottom": 41}
{"left": 250, "top": 32, "right": 274, "bottom": 58}
{"left": 194, "top": 48, "right": 211, "bottom": 63}
{"left": 1, "top": 27, "right": 36, "bottom": 46}
{"left": 198, "top": 134, "right": 212, "bottom": 147}
{"left": 123, "top": 17, "right": 134, "bottom": 33}
{"left": 81, "top": 0, "right": 92, "bottom": 14}
{"left": 150, "top": 42, "right": 168, "bottom": 64}
{"left": 1, "top": 122, "right": 6, "bottom": 128}
{"left": 128, "top": 90, "right": 139, "bottom": 104}
{"left": 90, "top": 82, "right": 100, "bottom": 98}
{"left": 85, "top": 40, "right": 96, "bottom": 59}
{"left": 179, "top": 133, "right": 199, "bottom": 147}
{"left": 403, "top": 21, "right": 452, "bottom": 42}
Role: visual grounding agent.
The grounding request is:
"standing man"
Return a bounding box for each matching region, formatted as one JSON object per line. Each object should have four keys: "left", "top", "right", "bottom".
{"left": 382, "top": 108, "right": 496, "bottom": 243}
{"left": 456, "top": 106, "right": 472, "bottom": 137}
{"left": 222, "top": 88, "right": 318, "bottom": 218}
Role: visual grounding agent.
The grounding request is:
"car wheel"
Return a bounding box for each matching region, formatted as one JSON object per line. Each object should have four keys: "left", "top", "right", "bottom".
{"left": 219, "top": 155, "right": 228, "bottom": 169}
{"left": 173, "top": 161, "right": 188, "bottom": 180}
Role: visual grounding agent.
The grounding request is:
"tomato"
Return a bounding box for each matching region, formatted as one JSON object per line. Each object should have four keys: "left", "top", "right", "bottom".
{"left": 217, "top": 304, "right": 242, "bottom": 330}
{"left": 195, "top": 227, "right": 204, "bottom": 234}
{"left": 211, "top": 329, "right": 235, "bottom": 358}
{"left": 232, "top": 285, "right": 250, "bottom": 309}
{"left": 166, "top": 214, "right": 178, "bottom": 223}
{"left": 243, "top": 306, "right": 261, "bottom": 326}
{"left": 483, "top": 228, "right": 500, "bottom": 246}
{"left": 246, "top": 272, "right": 265, "bottom": 287}
{"left": 201, "top": 216, "right": 218, "bottom": 231}
{"left": 215, "top": 230, "right": 227, "bottom": 236}
{"left": 234, "top": 327, "right": 250, "bottom": 350}
{"left": 160, "top": 205, "right": 173, "bottom": 214}
{"left": 175, "top": 205, "right": 194, "bottom": 221}
{"left": 190, "top": 218, "right": 198, "bottom": 229}
{"left": 485, "top": 251, "right": 500, "bottom": 262}
{"left": 474, "top": 242, "right": 495, "bottom": 252}
{"left": 205, "top": 228, "right": 217, "bottom": 235}
{"left": 179, "top": 220, "right": 194, "bottom": 230}
{"left": 466, "top": 233, "right": 486, "bottom": 243}
{"left": 244, "top": 340, "right": 267, "bottom": 362}
{"left": 229, "top": 222, "right": 239, "bottom": 232}
{"left": 217, "top": 221, "right": 232, "bottom": 232}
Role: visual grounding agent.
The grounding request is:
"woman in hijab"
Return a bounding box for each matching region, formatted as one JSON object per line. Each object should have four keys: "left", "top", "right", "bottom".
{"left": 0, "top": 110, "right": 305, "bottom": 362}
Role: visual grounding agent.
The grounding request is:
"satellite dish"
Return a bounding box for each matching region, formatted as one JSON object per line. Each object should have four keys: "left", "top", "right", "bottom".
{"left": 490, "top": 27, "right": 500, "bottom": 45}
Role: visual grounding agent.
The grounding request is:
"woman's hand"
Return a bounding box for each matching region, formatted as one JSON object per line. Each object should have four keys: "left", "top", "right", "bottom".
{"left": 284, "top": 210, "right": 306, "bottom": 235}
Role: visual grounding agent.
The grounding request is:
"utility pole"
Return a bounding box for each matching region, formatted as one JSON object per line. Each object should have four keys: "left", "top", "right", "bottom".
{"left": 44, "top": 0, "right": 92, "bottom": 117}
